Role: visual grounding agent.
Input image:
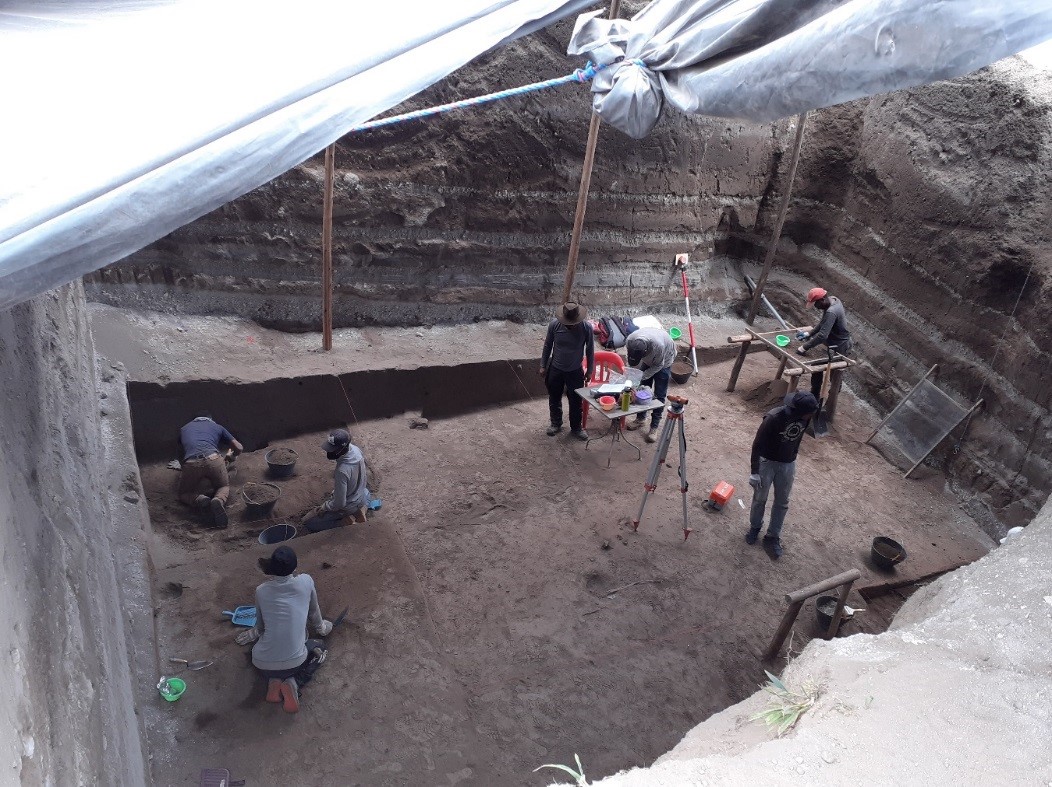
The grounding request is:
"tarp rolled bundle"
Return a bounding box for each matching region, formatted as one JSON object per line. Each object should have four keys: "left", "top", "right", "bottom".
{"left": 567, "top": 0, "right": 1052, "bottom": 138}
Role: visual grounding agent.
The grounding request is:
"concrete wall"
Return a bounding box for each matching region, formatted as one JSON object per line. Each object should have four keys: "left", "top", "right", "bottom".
{"left": 0, "top": 283, "right": 145, "bottom": 784}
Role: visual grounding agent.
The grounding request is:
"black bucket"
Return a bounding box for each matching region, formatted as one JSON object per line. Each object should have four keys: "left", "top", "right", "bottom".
{"left": 872, "top": 536, "right": 906, "bottom": 571}
{"left": 815, "top": 595, "right": 840, "bottom": 630}
{"left": 258, "top": 524, "right": 296, "bottom": 545}
{"left": 265, "top": 448, "right": 298, "bottom": 478}
{"left": 241, "top": 482, "right": 281, "bottom": 516}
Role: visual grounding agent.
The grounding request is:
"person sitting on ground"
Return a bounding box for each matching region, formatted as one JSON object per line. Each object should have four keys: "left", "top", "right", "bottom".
{"left": 235, "top": 546, "right": 333, "bottom": 713}
{"left": 300, "top": 428, "right": 372, "bottom": 533}
{"left": 178, "top": 412, "right": 243, "bottom": 527}
{"left": 745, "top": 391, "right": 820, "bottom": 559}
{"left": 539, "top": 302, "right": 595, "bottom": 441}
{"left": 624, "top": 327, "right": 676, "bottom": 443}
{"left": 796, "top": 287, "right": 853, "bottom": 399}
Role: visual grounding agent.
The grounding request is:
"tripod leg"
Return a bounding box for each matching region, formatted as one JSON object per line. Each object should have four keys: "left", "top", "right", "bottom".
{"left": 677, "top": 419, "right": 692, "bottom": 541}
{"left": 632, "top": 417, "right": 675, "bottom": 532}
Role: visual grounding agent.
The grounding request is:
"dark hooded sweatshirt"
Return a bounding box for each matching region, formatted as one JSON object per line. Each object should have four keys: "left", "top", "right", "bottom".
{"left": 750, "top": 392, "right": 819, "bottom": 473}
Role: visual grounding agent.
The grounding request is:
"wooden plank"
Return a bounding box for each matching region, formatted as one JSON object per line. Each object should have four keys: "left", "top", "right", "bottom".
{"left": 823, "top": 578, "right": 855, "bottom": 639}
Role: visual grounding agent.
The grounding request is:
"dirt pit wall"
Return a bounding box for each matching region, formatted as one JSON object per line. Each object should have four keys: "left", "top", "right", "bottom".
{"left": 0, "top": 283, "right": 145, "bottom": 784}
{"left": 129, "top": 358, "right": 546, "bottom": 460}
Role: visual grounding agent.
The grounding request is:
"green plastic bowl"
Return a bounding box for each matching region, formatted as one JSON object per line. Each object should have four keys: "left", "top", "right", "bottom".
{"left": 775, "top": 334, "right": 790, "bottom": 348}
{"left": 158, "top": 676, "right": 186, "bottom": 702}
{"left": 669, "top": 327, "right": 683, "bottom": 340}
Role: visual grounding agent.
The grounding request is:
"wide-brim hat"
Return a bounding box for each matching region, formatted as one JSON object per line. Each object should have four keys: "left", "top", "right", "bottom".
{"left": 556, "top": 302, "right": 588, "bottom": 326}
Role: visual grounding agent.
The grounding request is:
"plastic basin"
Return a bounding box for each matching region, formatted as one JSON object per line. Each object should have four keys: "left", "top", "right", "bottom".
{"left": 259, "top": 523, "right": 296, "bottom": 545}
{"left": 598, "top": 395, "right": 617, "bottom": 411}
{"left": 775, "top": 334, "right": 790, "bottom": 347}
{"left": 669, "top": 327, "right": 682, "bottom": 340}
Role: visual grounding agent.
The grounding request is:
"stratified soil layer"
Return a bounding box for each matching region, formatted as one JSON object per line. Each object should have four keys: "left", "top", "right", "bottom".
{"left": 85, "top": 23, "right": 1052, "bottom": 531}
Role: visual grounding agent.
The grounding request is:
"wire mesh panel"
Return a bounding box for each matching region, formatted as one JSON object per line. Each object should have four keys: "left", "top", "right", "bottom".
{"left": 869, "top": 374, "right": 977, "bottom": 474}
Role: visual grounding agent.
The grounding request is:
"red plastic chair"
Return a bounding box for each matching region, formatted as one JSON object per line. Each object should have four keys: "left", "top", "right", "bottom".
{"left": 582, "top": 350, "right": 626, "bottom": 429}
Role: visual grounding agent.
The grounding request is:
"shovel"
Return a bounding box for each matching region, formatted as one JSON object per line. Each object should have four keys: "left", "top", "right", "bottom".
{"left": 331, "top": 606, "right": 350, "bottom": 631}
{"left": 169, "top": 657, "right": 213, "bottom": 671}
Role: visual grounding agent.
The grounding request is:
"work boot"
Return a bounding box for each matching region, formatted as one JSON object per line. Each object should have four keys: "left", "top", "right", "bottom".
{"left": 644, "top": 426, "right": 659, "bottom": 443}
{"left": 210, "top": 497, "right": 228, "bottom": 528}
{"left": 266, "top": 678, "right": 283, "bottom": 703}
{"left": 193, "top": 494, "right": 210, "bottom": 508}
{"left": 280, "top": 678, "right": 300, "bottom": 713}
{"left": 626, "top": 417, "right": 646, "bottom": 431}
{"left": 571, "top": 430, "right": 589, "bottom": 442}
{"left": 745, "top": 527, "right": 760, "bottom": 545}
{"left": 546, "top": 424, "right": 563, "bottom": 436}
{"left": 764, "top": 535, "right": 783, "bottom": 558}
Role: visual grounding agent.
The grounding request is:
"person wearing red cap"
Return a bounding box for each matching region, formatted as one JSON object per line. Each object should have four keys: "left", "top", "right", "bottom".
{"left": 796, "top": 287, "right": 852, "bottom": 397}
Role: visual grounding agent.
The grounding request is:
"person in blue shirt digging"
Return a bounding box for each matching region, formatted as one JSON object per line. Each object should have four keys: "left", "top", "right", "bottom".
{"left": 178, "top": 413, "right": 243, "bottom": 527}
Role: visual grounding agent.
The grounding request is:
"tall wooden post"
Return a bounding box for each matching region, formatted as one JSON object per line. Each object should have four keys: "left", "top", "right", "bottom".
{"left": 560, "top": 0, "right": 621, "bottom": 305}
{"left": 322, "top": 143, "right": 335, "bottom": 351}
{"left": 746, "top": 112, "right": 808, "bottom": 325}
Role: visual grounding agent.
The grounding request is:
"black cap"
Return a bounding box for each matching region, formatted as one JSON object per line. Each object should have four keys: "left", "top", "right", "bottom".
{"left": 321, "top": 428, "right": 350, "bottom": 452}
{"left": 784, "top": 391, "right": 819, "bottom": 415}
{"left": 265, "top": 546, "right": 297, "bottom": 576}
{"left": 627, "top": 337, "right": 647, "bottom": 366}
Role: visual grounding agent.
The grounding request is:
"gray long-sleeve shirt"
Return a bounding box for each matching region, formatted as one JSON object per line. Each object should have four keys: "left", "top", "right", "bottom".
{"left": 803, "top": 296, "right": 851, "bottom": 351}
{"left": 322, "top": 444, "right": 369, "bottom": 514}
{"left": 626, "top": 328, "right": 676, "bottom": 382}
{"left": 250, "top": 574, "right": 324, "bottom": 671}
{"left": 541, "top": 320, "right": 595, "bottom": 375}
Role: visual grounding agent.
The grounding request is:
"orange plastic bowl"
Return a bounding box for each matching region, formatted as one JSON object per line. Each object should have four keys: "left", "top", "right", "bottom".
{"left": 598, "top": 395, "right": 617, "bottom": 411}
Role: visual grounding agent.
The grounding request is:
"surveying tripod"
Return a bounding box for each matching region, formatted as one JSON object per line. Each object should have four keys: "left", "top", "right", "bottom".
{"left": 632, "top": 395, "right": 692, "bottom": 541}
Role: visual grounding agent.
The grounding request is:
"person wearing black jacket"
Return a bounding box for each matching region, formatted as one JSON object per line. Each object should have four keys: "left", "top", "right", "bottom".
{"left": 796, "top": 287, "right": 852, "bottom": 398}
{"left": 539, "top": 302, "right": 595, "bottom": 440}
{"left": 746, "top": 391, "right": 819, "bottom": 557}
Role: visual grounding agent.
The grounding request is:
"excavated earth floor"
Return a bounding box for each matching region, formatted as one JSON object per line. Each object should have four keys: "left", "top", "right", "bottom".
{"left": 94, "top": 307, "right": 993, "bottom": 786}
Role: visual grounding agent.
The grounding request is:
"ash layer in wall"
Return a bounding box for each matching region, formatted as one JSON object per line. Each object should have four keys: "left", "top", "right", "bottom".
{"left": 84, "top": 10, "right": 783, "bottom": 329}
{"left": 729, "top": 60, "right": 1052, "bottom": 536}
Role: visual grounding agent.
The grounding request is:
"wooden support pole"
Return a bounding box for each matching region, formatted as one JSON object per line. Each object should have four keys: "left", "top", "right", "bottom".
{"left": 785, "top": 569, "right": 861, "bottom": 604}
{"left": 561, "top": 0, "right": 621, "bottom": 305}
{"left": 825, "top": 368, "right": 844, "bottom": 422}
{"left": 824, "top": 577, "right": 856, "bottom": 640}
{"left": 774, "top": 357, "right": 787, "bottom": 380}
{"left": 764, "top": 599, "right": 804, "bottom": 662}
{"left": 746, "top": 112, "right": 808, "bottom": 325}
{"left": 321, "top": 143, "right": 335, "bottom": 352}
{"left": 727, "top": 341, "right": 751, "bottom": 392}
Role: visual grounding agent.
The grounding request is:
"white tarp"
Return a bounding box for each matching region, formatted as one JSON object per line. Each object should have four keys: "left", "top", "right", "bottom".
{"left": 568, "top": 0, "right": 1052, "bottom": 138}
{"left": 0, "top": 0, "right": 595, "bottom": 310}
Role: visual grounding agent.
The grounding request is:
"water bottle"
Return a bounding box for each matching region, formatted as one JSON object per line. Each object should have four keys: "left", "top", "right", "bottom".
{"left": 620, "top": 388, "right": 631, "bottom": 411}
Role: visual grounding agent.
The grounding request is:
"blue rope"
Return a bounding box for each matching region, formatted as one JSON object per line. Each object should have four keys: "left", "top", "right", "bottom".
{"left": 348, "top": 61, "right": 609, "bottom": 133}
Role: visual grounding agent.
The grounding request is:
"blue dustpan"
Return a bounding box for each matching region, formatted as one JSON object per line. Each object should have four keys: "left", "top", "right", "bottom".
{"left": 222, "top": 606, "right": 257, "bottom": 627}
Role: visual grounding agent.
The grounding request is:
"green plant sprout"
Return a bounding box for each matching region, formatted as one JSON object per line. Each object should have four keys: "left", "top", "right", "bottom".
{"left": 534, "top": 753, "right": 588, "bottom": 786}
{"left": 751, "top": 670, "right": 822, "bottom": 736}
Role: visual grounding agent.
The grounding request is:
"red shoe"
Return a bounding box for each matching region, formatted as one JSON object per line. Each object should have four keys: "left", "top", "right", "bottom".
{"left": 265, "top": 678, "right": 282, "bottom": 703}
{"left": 279, "top": 678, "right": 300, "bottom": 713}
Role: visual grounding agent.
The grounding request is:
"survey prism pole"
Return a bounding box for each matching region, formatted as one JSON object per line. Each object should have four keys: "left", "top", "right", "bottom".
{"left": 675, "top": 254, "right": 699, "bottom": 374}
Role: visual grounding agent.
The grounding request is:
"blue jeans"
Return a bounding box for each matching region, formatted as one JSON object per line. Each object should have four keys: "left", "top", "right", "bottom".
{"left": 633, "top": 366, "right": 672, "bottom": 428}
{"left": 749, "top": 458, "right": 796, "bottom": 539}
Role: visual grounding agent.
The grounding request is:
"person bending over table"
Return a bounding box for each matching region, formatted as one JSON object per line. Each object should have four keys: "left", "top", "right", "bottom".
{"left": 624, "top": 328, "right": 676, "bottom": 443}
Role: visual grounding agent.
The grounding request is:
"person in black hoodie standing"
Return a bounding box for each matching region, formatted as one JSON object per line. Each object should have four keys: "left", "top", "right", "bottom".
{"left": 539, "top": 302, "right": 595, "bottom": 441}
{"left": 746, "top": 391, "right": 820, "bottom": 557}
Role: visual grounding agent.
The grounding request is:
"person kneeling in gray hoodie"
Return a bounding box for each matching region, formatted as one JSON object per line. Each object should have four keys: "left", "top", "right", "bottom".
{"left": 301, "top": 428, "right": 373, "bottom": 533}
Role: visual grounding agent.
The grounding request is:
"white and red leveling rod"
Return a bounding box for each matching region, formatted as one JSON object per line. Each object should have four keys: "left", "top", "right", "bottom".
{"left": 674, "top": 253, "right": 699, "bottom": 375}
